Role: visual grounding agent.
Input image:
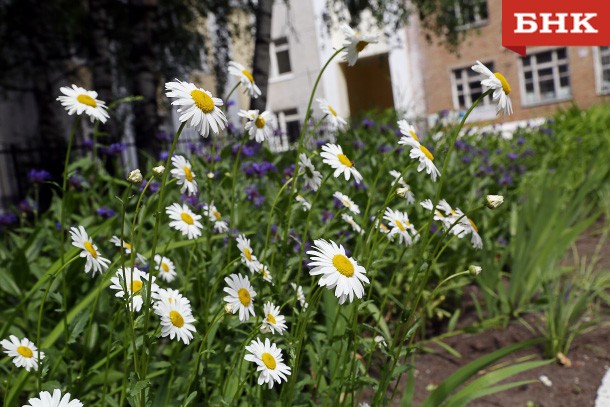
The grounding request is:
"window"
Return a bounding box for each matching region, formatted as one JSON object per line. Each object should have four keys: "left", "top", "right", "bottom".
{"left": 271, "top": 37, "right": 292, "bottom": 77}
{"left": 451, "top": 62, "right": 495, "bottom": 110}
{"left": 453, "top": 0, "right": 488, "bottom": 29}
{"left": 520, "top": 48, "right": 571, "bottom": 105}
{"left": 277, "top": 108, "right": 300, "bottom": 143}
{"left": 594, "top": 46, "right": 610, "bottom": 94}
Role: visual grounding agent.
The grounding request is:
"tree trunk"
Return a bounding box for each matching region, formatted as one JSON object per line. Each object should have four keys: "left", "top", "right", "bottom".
{"left": 249, "top": 0, "right": 273, "bottom": 111}
{"left": 129, "top": 0, "right": 160, "bottom": 165}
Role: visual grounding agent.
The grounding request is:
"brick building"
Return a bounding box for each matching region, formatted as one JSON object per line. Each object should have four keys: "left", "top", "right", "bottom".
{"left": 416, "top": 0, "right": 610, "bottom": 124}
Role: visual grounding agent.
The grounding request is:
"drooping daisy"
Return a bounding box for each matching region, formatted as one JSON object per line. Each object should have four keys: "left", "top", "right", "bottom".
{"left": 389, "top": 169, "right": 415, "bottom": 204}
{"left": 228, "top": 61, "right": 262, "bottom": 98}
{"left": 259, "top": 263, "right": 273, "bottom": 283}
{"left": 298, "top": 153, "right": 323, "bottom": 191}
{"left": 459, "top": 216, "right": 483, "bottom": 249}
{"left": 306, "top": 239, "right": 369, "bottom": 304}
{"left": 110, "top": 235, "right": 135, "bottom": 253}
{"left": 320, "top": 143, "right": 363, "bottom": 183}
{"left": 223, "top": 273, "right": 256, "bottom": 322}
{"left": 341, "top": 213, "right": 364, "bottom": 235}
{"left": 317, "top": 98, "right": 347, "bottom": 129}
{"left": 238, "top": 110, "right": 276, "bottom": 143}
{"left": 170, "top": 155, "right": 198, "bottom": 196}
{"left": 383, "top": 208, "right": 417, "bottom": 246}
{"left": 341, "top": 24, "right": 378, "bottom": 67}
{"left": 333, "top": 191, "right": 360, "bottom": 214}
{"left": 421, "top": 199, "right": 466, "bottom": 235}
{"left": 260, "top": 302, "right": 288, "bottom": 335}
{"left": 397, "top": 120, "right": 422, "bottom": 143}
{"left": 70, "top": 226, "right": 111, "bottom": 276}
{"left": 23, "top": 389, "right": 83, "bottom": 407}
{"left": 154, "top": 255, "right": 177, "bottom": 283}
{"left": 109, "top": 267, "right": 158, "bottom": 312}
{"left": 165, "top": 79, "right": 227, "bottom": 137}
{"left": 153, "top": 287, "right": 190, "bottom": 306}
{"left": 236, "top": 234, "right": 261, "bottom": 273}
{"left": 57, "top": 84, "right": 109, "bottom": 123}
{"left": 166, "top": 203, "right": 203, "bottom": 240}
{"left": 1, "top": 335, "right": 44, "bottom": 372}
{"left": 471, "top": 61, "right": 513, "bottom": 116}
{"left": 291, "top": 283, "right": 308, "bottom": 309}
{"left": 244, "top": 338, "right": 291, "bottom": 388}
{"left": 154, "top": 295, "right": 197, "bottom": 344}
{"left": 202, "top": 202, "right": 229, "bottom": 233}
{"left": 398, "top": 137, "right": 441, "bottom": 182}
{"left": 295, "top": 194, "right": 311, "bottom": 211}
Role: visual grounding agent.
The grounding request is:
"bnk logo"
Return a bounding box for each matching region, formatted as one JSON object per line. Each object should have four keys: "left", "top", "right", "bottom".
{"left": 502, "top": 1, "right": 610, "bottom": 55}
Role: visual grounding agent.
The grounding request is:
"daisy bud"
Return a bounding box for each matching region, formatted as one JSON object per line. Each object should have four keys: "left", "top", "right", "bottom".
{"left": 152, "top": 165, "right": 165, "bottom": 177}
{"left": 127, "top": 169, "right": 143, "bottom": 184}
{"left": 396, "top": 187, "right": 410, "bottom": 197}
{"left": 468, "top": 265, "right": 482, "bottom": 276}
{"left": 224, "top": 303, "right": 233, "bottom": 314}
{"left": 207, "top": 172, "right": 215, "bottom": 179}
{"left": 485, "top": 195, "right": 504, "bottom": 209}
{"left": 374, "top": 335, "right": 387, "bottom": 348}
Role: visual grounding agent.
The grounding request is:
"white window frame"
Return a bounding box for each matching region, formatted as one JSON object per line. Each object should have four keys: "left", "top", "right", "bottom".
{"left": 269, "top": 37, "right": 293, "bottom": 82}
{"left": 450, "top": 62, "right": 496, "bottom": 120}
{"left": 454, "top": 0, "right": 489, "bottom": 30}
{"left": 593, "top": 46, "right": 610, "bottom": 95}
{"left": 519, "top": 47, "right": 572, "bottom": 107}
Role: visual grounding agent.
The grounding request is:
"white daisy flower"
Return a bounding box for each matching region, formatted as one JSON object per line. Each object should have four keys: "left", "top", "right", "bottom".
{"left": 244, "top": 337, "right": 291, "bottom": 388}
{"left": 383, "top": 208, "right": 417, "bottom": 246}
{"left": 421, "top": 199, "right": 467, "bottom": 236}
{"left": 153, "top": 287, "right": 190, "bottom": 306}
{"left": 109, "top": 267, "right": 158, "bottom": 312}
{"left": 170, "top": 155, "right": 198, "bottom": 196}
{"left": 165, "top": 79, "right": 227, "bottom": 138}
{"left": 291, "top": 283, "right": 308, "bottom": 309}
{"left": 259, "top": 263, "right": 273, "bottom": 283}
{"left": 70, "top": 226, "right": 111, "bottom": 276}
{"left": 236, "top": 234, "right": 261, "bottom": 273}
{"left": 341, "top": 213, "right": 364, "bottom": 235}
{"left": 320, "top": 143, "right": 363, "bottom": 183}
{"left": 341, "top": 24, "right": 378, "bottom": 66}
{"left": 238, "top": 110, "right": 276, "bottom": 143}
{"left": 166, "top": 203, "right": 203, "bottom": 240}
{"left": 389, "top": 169, "right": 415, "bottom": 204}
{"left": 1, "top": 335, "right": 44, "bottom": 372}
{"left": 223, "top": 273, "right": 256, "bottom": 322}
{"left": 333, "top": 191, "right": 360, "bottom": 214}
{"left": 260, "top": 302, "right": 288, "bottom": 335}
{"left": 317, "top": 98, "right": 347, "bottom": 129}
{"left": 23, "top": 389, "right": 83, "bottom": 407}
{"left": 228, "top": 61, "right": 261, "bottom": 98}
{"left": 298, "top": 153, "right": 323, "bottom": 192}
{"left": 471, "top": 61, "right": 513, "bottom": 116}
{"left": 109, "top": 236, "right": 148, "bottom": 264}
{"left": 398, "top": 137, "right": 440, "bottom": 182}
{"left": 154, "top": 255, "right": 177, "bottom": 283}
{"left": 57, "top": 84, "right": 109, "bottom": 123}
{"left": 295, "top": 195, "right": 311, "bottom": 211}
{"left": 154, "top": 295, "right": 197, "bottom": 344}
{"left": 202, "top": 202, "right": 229, "bottom": 233}
{"left": 375, "top": 219, "right": 393, "bottom": 237}
{"left": 306, "top": 239, "right": 369, "bottom": 304}
{"left": 459, "top": 216, "right": 483, "bottom": 249}
{"left": 397, "top": 119, "right": 422, "bottom": 144}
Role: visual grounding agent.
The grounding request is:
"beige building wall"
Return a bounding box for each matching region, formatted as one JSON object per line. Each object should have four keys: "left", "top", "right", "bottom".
{"left": 417, "top": 0, "right": 610, "bottom": 123}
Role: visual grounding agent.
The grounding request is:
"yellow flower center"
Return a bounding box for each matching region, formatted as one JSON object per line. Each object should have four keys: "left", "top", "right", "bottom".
{"left": 267, "top": 313, "right": 276, "bottom": 324}
{"left": 123, "top": 242, "right": 132, "bottom": 250}
{"left": 337, "top": 153, "right": 353, "bottom": 168}
{"left": 332, "top": 254, "right": 355, "bottom": 277}
{"left": 242, "top": 69, "right": 255, "bottom": 83}
{"left": 261, "top": 352, "right": 277, "bottom": 369}
{"left": 237, "top": 288, "right": 251, "bottom": 306}
{"left": 494, "top": 72, "right": 511, "bottom": 95}
{"left": 409, "top": 130, "right": 420, "bottom": 143}
{"left": 419, "top": 145, "right": 434, "bottom": 161}
{"left": 190, "top": 89, "right": 215, "bottom": 113}
{"left": 356, "top": 41, "right": 369, "bottom": 52}
{"left": 77, "top": 94, "right": 97, "bottom": 108}
{"left": 255, "top": 116, "right": 266, "bottom": 129}
{"left": 394, "top": 219, "right": 406, "bottom": 232}
{"left": 169, "top": 310, "right": 184, "bottom": 327}
{"left": 244, "top": 247, "right": 253, "bottom": 262}
{"left": 469, "top": 218, "right": 478, "bottom": 233}
{"left": 161, "top": 262, "right": 170, "bottom": 272}
{"left": 83, "top": 241, "right": 98, "bottom": 258}
{"left": 130, "top": 280, "right": 143, "bottom": 293}
{"left": 181, "top": 212, "right": 194, "bottom": 225}
{"left": 183, "top": 166, "right": 193, "bottom": 182}
{"left": 328, "top": 105, "right": 337, "bottom": 117}
{"left": 17, "top": 346, "right": 33, "bottom": 358}
{"left": 379, "top": 223, "right": 389, "bottom": 232}
{"left": 212, "top": 210, "right": 221, "bottom": 220}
